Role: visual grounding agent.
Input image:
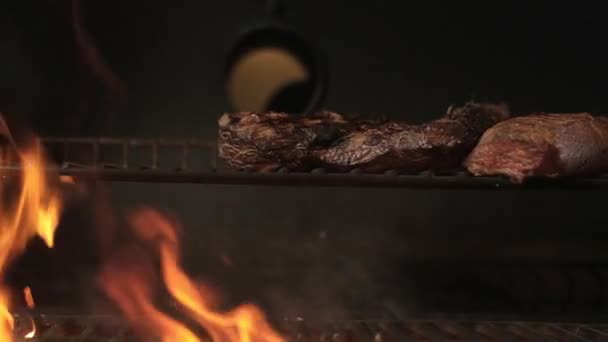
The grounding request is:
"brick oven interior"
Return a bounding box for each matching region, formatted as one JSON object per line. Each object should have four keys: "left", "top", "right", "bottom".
{"left": 2, "top": 1, "right": 608, "bottom": 340}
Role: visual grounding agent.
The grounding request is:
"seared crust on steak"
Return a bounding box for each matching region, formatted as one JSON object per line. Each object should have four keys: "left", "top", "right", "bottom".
{"left": 218, "top": 102, "right": 509, "bottom": 173}
{"left": 217, "top": 111, "right": 350, "bottom": 171}
{"left": 317, "top": 102, "right": 510, "bottom": 173}
{"left": 464, "top": 113, "right": 608, "bottom": 183}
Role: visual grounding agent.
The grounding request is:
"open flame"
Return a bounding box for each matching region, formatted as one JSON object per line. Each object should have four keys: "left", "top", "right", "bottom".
{"left": 0, "top": 116, "right": 282, "bottom": 341}
{"left": 23, "top": 287, "right": 35, "bottom": 309}
{"left": 99, "top": 208, "right": 284, "bottom": 342}
{"left": 0, "top": 116, "right": 62, "bottom": 341}
{"left": 23, "top": 287, "right": 36, "bottom": 339}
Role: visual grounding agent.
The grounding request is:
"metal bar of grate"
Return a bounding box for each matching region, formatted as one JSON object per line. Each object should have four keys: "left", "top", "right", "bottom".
{"left": 0, "top": 136, "right": 607, "bottom": 189}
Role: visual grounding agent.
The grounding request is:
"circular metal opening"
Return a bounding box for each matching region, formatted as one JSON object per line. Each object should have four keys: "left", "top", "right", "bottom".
{"left": 225, "top": 27, "right": 326, "bottom": 114}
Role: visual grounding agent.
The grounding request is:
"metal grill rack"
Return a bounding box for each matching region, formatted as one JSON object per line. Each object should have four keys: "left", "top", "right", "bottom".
{"left": 10, "top": 312, "right": 608, "bottom": 341}
{"left": 0, "top": 136, "right": 604, "bottom": 189}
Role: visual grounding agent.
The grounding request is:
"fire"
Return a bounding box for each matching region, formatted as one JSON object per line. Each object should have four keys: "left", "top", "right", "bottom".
{"left": 23, "top": 322, "right": 35, "bottom": 339}
{"left": 99, "top": 208, "right": 284, "bottom": 342}
{"left": 59, "top": 175, "right": 75, "bottom": 184}
{"left": 23, "top": 287, "right": 36, "bottom": 339}
{"left": 23, "top": 287, "right": 34, "bottom": 309}
{"left": 0, "top": 290, "right": 13, "bottom": 342}
{"left": 0, "top": 116, "right": 62, "bottom": 341}
{"left": 0, "top": 116, "right": 282, "bottom": 341}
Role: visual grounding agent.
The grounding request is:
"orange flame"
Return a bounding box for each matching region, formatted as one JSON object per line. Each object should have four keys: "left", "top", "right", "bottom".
{"left": 0, "top": 290, "right": 14, "bottom": 342}
{"left": 59, "top": 175, "right": 75, "bottom": 185}
{"left": 23, "top": 287, "right": 36, "bottom": 339}
{"left": 99, "top": 208, "right": 284, "bottom": 342}
{"left": 23, "top": 287, "right": 34, "bottom": 309}
{"left": 0, "top": 117, "right": 62, "bottom": 341}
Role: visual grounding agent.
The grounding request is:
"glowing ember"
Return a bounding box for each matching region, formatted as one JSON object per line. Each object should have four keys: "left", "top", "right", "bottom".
{"left": 23, "top": 317, "right": 35, "bottom": 339}
{"left": 0, "top": 116, "right": 62, "bottom": 341}
{"left": 99, "top": 208, "right": 284, "bottom": 342}
{"left": 23, "top": 287, "right": 34, "bottom": 309}
{"left": 59, "top": 175, "right": 75, "bottom": 184}
{"left": 22, "top": 287, "right": 36, "bottom": 339}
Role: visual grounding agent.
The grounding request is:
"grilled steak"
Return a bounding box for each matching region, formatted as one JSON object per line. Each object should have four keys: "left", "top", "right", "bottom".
{"left": 218, "top": 111, "right": 349, "bottom": 171}
{"left": 464, "top": 113, "right": 608, "bottom": 183}
{"left": 317, "top": 102, "right": 510, "bottom": 173}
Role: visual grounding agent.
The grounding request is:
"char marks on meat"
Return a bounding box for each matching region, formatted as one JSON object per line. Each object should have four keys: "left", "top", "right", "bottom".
{"left": 464, "top": 113, "right": 608, "bottom": 183}
{"left": 317, "top": 102, "right": 510, "bottom": 173}
{"left": 218, "top": 101, "right": 509, "bottom": 173}
{"left": 217, "top": 111, "right": 349, "bottom": 172}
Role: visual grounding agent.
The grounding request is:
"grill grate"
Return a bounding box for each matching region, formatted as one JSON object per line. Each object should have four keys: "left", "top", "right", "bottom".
{"left": 12, "top": 313, "right": 131, "bottom": 342}
{"left": 0, "top": 136, "right": 599, "bottom": 189}
{"left": 10, "top": 313, "right": 608, "bottom": 341}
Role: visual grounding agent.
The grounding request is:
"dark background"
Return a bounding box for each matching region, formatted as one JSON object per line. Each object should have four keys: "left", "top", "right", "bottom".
{"left": 2, "top": 0, "right": 608, "bottom": 322}
{"left": 4, "top": 1, "right": 608, "bottom": 135}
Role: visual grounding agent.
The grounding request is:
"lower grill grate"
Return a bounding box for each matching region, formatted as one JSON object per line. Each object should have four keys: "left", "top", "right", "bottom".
{"left": 11, "top": 313, "right": 608, "bottom": 341}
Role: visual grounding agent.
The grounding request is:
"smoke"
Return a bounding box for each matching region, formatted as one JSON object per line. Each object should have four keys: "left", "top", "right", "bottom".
{"left": 71, "top": 0, "right": 129, "bottom": 117}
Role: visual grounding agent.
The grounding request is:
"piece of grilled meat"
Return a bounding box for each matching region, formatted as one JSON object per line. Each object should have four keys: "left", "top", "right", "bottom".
{"left": 465, "top": 113, "right": 608, "bottom": 183}
{"left": 317, "top": 102, "right": 510, "bottom": 173}
{"left": 218, "top": 111, "right": 349, "bottom": 171}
